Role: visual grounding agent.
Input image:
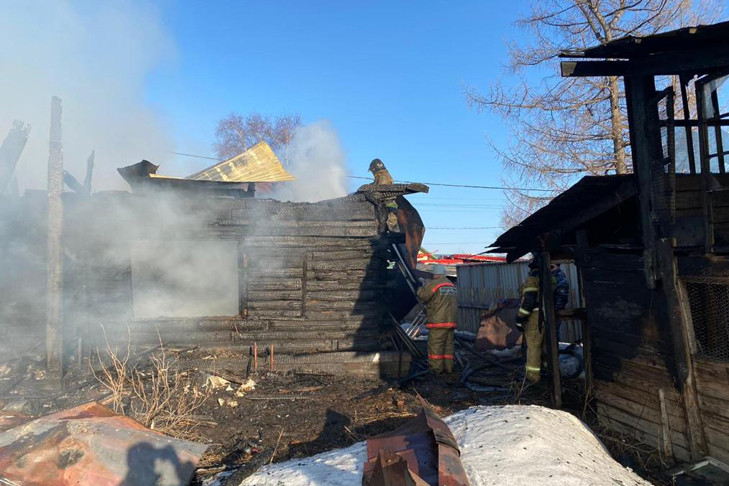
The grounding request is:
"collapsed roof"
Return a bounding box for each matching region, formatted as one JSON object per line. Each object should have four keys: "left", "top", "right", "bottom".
{"left": 117, "top": 141, "right": 294, "bottom": 193}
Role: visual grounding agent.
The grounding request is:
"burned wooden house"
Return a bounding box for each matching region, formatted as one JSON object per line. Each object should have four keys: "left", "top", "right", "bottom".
{"left": 489, "top": 22, "right": 729, "bottom": 464}
{"left": 0, "top": 135, "right": 427, "bottom": 379}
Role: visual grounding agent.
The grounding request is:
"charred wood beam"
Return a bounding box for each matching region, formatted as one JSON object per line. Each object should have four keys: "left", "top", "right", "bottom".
{"left": 561, "top": 48, "right": 729, "bottom": 77}
{"left": 0, "top": 120, "right": 30, "bottom": 194}
{"left": 539, "top": 246, "right": 562, "bottom": 409}
{"left": 655, "top": 238, "right": 708, "bottom": 459}
{"left": 63, "top": 170, "right": 84, "bottom": 193}
{"left": 624, "top": 75, "right": 661, "bottom": 288}
{"left": 83, "top": 150, "right": 94, "bottom": 196}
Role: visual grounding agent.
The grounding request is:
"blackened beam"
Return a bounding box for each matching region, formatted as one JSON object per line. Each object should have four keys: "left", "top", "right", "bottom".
{"left": 0, "top": 121, "right": 30, "bottom": 193}
{"left": 553, "top": 179, "right": 638, "bottom": 238}
{"left": 503, "top": 179, "right": 638, "bottom": 261}
{"left": 561, "top": 48, "right": 729, "bottom": 77}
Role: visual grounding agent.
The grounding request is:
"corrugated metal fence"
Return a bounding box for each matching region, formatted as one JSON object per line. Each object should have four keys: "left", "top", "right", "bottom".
{"left": 456, "top": 262, "right": 583, "bottom": 342}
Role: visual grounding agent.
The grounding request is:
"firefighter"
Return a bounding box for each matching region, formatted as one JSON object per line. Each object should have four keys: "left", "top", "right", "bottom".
{"left": 516, "top": 256, "right": 543, "bottom": 383}
{"left": 552, "top": 263, "right": 570, "bottom": 338}
{"left": 417, "top": 266, "right": 458, "bottom": 374}
{"left": 369, "top": 158, "right": 399, "bottom": 232}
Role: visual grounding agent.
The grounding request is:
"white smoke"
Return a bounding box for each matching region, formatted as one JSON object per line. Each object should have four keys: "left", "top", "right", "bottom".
{"left": 0, "top": 0, "right": 175, "bottom": 191}
{"left": 272, "top": 121, "right": 349, "bottom": 202}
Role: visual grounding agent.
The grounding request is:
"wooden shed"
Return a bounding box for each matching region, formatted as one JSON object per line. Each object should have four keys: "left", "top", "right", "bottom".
{"left": 489, "top": 22, "right": 729, "bottom": 464}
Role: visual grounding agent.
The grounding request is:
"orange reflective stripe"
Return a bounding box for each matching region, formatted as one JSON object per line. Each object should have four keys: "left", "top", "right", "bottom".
{"left": 428, "top": 354, "right": 454, "bottom": 360}
{"left": 432, "top": 282, "right": 455, "bottom": 293}
{"left": 426, "top": 322, "right": 456, "bottom": 329}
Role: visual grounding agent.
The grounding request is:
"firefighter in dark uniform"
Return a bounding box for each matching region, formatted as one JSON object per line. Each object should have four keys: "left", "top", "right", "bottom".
{"left": 417, "top": 266, "right": 458, "bottom": 374}
{"left": 516, "top": 257, "right": 542, "bottom": 383}
{"left": 369, "top": 159, "right": 399, "bottom": 232}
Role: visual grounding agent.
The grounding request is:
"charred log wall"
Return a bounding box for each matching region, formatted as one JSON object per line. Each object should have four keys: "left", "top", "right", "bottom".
{"left": 578, "top": 248, "right": 693, "bottom": 462}
{"left": 63, "top": 192, "right": 391, "bottom": 355}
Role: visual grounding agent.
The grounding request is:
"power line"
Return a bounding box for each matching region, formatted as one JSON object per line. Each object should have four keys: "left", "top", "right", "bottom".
{"left": 348, "top": 175, "right": 554, "bottom": 192}
{"left": 168, "top": 151, "right": 552, "bottom": 193}
{"left": 170, "top": 151, "right": 221, "bottom": 161}
{"left": 427, "top": 227, "right": 500, "bottom": 230}
{"left": 424, "top": 242, "right": 490, "bottom": 245}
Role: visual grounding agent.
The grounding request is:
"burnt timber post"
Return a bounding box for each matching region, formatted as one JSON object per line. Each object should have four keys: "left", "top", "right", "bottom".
{"left": 46, "top": 96, "right": 64, "bottom": 377}
{"left": 539, "top": 245, "right": 561, "bottom": 408}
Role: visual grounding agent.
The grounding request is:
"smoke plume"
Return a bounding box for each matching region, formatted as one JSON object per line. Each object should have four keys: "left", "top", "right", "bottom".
{"left": 272, "top": 121, "right": 349, "bottom": 202}
{"left": 0, "top": 0, "right": 175, "bottom": 191}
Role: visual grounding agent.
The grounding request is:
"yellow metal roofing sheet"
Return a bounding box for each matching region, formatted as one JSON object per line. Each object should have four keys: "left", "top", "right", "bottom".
{"left": 187, "top": 141, "right": 295, "bottom": 183}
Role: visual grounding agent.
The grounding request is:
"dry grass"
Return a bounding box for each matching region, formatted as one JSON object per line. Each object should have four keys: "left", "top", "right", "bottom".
{"left": 91, "top": 327, "right": 210, "bottom": 437}
{"left": 91, "top": 326, "right": 131, "bottom": 414}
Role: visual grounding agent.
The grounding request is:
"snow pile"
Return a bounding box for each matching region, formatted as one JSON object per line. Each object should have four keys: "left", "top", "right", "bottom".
{"left": 238, "top": 405, "right": 651, "bottom": 486}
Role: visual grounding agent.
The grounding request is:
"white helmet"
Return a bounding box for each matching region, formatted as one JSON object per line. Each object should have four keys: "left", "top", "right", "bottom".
{"left": 430, "top": 265, "right": 448, "bottom": 276}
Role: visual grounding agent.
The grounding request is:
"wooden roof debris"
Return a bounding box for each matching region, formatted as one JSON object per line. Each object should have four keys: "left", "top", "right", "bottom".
{"left": 188, "top": 141, "right": 295, "bottom": 183}
{"left": 0, "top": 120, "right": 30, "bottom": 194}
{"left": 117, "top": 141, "right": 295, "bottom": 194}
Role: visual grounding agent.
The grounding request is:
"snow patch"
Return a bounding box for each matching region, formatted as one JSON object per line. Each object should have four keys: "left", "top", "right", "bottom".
{"left": 236, "top": 405, "right": 651, "bottom": 486}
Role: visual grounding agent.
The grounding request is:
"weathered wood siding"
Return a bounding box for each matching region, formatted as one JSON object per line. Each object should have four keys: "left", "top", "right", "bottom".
{"left": 675, "top": 173, "right": 729, "bottom": 247}
{"left": 62, "top": 191, "right": 390, "bottom": 354}
{"left": 578, "top": 248, "right": 693, "bottom": 462}
{"left": 693, "top": 359, "right": 729, "bottom": 464}
{"left": 676, "top": 255, "right": 729, "bottom": 463}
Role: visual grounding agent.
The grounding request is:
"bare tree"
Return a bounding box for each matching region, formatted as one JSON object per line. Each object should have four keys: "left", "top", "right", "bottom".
{"left": 468, "top": 0, "right": 722, "bottom": 228}
{"left": 214, "top": 112, "right": 302, "bottom": 165}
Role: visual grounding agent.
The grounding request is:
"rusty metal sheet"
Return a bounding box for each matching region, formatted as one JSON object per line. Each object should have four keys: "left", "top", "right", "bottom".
{"left": 363, "top": 407, "right": 469, "bottom": 486}
{"left": 0, "top": 402, "right": 207, "bottom": 486}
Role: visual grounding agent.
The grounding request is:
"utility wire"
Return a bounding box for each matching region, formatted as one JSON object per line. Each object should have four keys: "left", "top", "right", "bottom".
{"left": 169, "top": 152, "right": 553, "bottom": 193}
{"left": 170, "top": 151, "right": 221, "bottom": 161}
{"left": 348, "top": 175, "right": 554, "bottom": 192}
{"left": 427, "top": 227, "right": 500, "bottom": 230}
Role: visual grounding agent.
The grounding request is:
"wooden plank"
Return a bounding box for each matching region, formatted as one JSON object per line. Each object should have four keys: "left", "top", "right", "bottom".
{"left": 46, "top": 96, "right": 64, "bottom": 377}
{"left": 309, "top": 250, "right": 379, "bottom": 260}
{"left": 624, "top": 75, "right": 658, "bottom": 288}
{"left": 305, "top": 290, "right": 379, "bottom": 302}
{"left": 247, "top": 268, "right": 304, "bottom": 278}
{"left": 306, "top": 280, "right": 393, "bottom": 292}
{"left": 540, "top": 249, "right": 561, "bottom": 409}
{"left": 305, "top": 300, "right": 380, "bottom": 311}
{"left": 247, "top": 300, "right": 303, "bottom": 311}
{"left": 247, "top": 290, "right": 303, "bottom": 301}
{"left": 702, "top": 419, "right": 729, "bottom": 465}
{"left": 596, "top": 381, "right": 687, "bottom": 431}
{"left": 659, "top": 388, "right": 675, "bottom": 458}
{"left": 598, "top": 407, "right": 693, "bottom": 463}
{"left": 657, "top": 239, "right": 709, "bottom": 460}
{"left": 254, "top": 279, "right": 303, "bottom": 291}
{"left": 249, "top": 309, "right": 303, "bottom": 319}
{"left": 594, "top": 387, "right": 688, "bottom": 436}
{"left": 694, "top": 365, "right": 729, "bottom": 402}
{"left": 597, "top": 402, "right": 691, "bottom": 452}
{"left": 308, "top": 259, "right": 386, "bottom": 272}
{"left": 697, "top": 393, "right": 729, "bottom": 421}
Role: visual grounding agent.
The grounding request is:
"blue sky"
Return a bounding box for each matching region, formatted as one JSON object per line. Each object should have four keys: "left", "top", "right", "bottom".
{"left": 144, "top": 2, "right": 535, "bottom": 254}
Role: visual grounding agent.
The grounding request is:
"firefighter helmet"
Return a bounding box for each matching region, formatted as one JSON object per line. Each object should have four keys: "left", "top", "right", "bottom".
{"left": 528, "top": 253, "right": 541, "bottom": 270}
{"left": 430, "top": 265, "right": 448, "bottom": 276}
{"left": 369, "top": 158, "right": 386, "bottom": 173}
